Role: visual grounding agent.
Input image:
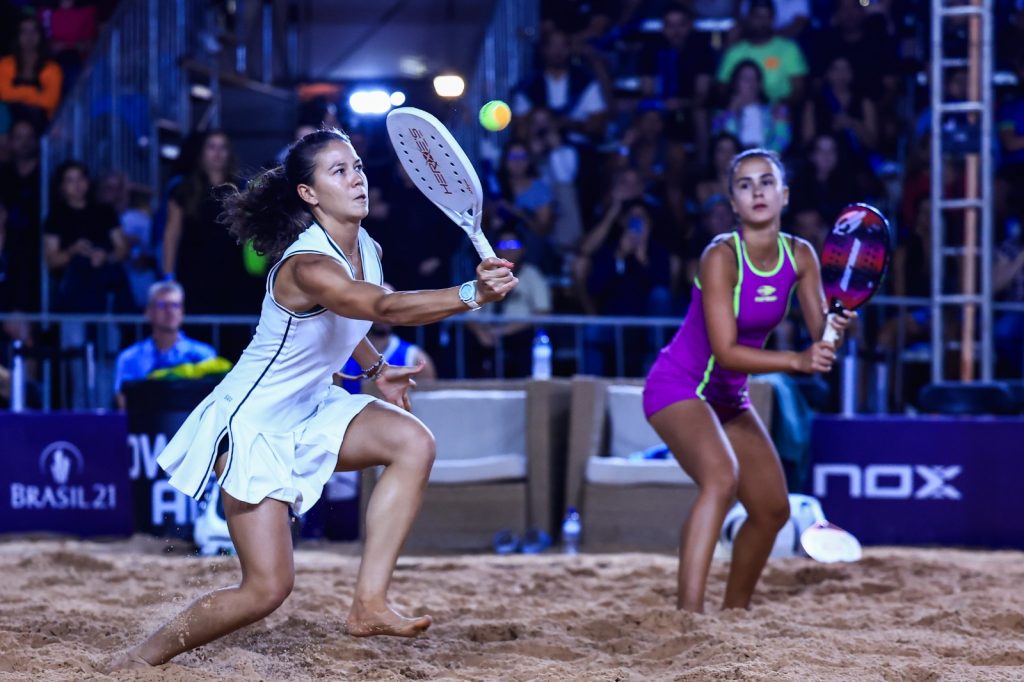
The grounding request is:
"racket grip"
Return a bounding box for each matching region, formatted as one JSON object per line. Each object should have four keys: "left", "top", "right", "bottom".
{"left": 470, "top": 232, "right": 497, "bottom": 261}
{"left": 822, "top": 313, "right": 841, "bottom": 344}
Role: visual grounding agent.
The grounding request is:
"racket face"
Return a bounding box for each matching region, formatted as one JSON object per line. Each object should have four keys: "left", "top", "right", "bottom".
{"left": 820, "top": 203, "right": 893, "bottom": 312}
{"left": 800, "top": 522, "right": 863, "bottom": 563}
{"left": 385, "top": 107, "right": 483, "bottom": 234}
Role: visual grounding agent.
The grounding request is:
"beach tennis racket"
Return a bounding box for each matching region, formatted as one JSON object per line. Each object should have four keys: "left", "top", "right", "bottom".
{"left": 794, "top": 522, "right": 860, "bottom": 561}
{"left": 800, "top": 522, "right": 863, "bottom": 563}
{"left": 820, "top": 203, "right": 893, "bottom": 344}
{"left": 797, "top": 499, "right": 862, "bottom": 563}
{"left": 385, "top": 107, "right": 495, "bottom": 260}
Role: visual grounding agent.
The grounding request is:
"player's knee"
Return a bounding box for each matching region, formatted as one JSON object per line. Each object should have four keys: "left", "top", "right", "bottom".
{"left": 705, "top": 466, "right": 739, "bottom": 501}
{"left": 247, "top": 572, "right": 294, "bottom": 617}
{"left": 404, "top": 426, "right": 436, "bottom": 474}
{"left": 752, "top": 498, "right": 790, "bottom": 532}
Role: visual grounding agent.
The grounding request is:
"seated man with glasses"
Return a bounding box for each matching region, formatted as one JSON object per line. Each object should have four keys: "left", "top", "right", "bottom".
{"left": 114, "top": 280, "right": 216, "bottom": 409}
{"left": 466, "top": 226, "right": 553, "bottom": 377}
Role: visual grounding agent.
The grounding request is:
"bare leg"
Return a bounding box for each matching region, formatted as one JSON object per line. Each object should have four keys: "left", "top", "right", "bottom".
{"left": 334, "top": 401, "right": 435, "bottom": 637}
{"left": 108, "top": 483, "right": 294, "bottom": 669}
{"left": 649, "top": 400, "right": 739, "bottom": 613}
{"left": 721, "top": 410, "right": 790, "bottom": 609}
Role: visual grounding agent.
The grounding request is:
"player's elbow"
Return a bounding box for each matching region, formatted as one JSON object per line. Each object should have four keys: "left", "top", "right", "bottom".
{"left": 711, "top": 345, "right": 744, "bottom": 372}
{"left": 372, "top": 294, "right": 408, "bottom": 327}
{"left": 716, "top": 357, "right": 744, "bottom": 373}
{"left": 380, "top": 311, "right": 406, "bottom": 326}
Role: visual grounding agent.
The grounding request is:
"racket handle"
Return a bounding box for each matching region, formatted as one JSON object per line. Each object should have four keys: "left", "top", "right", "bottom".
{"left": 470, "top": 232, "right": 496, "bottom": 261}
{"left": 822, "top": 312, "right": 841, "bottom": 344}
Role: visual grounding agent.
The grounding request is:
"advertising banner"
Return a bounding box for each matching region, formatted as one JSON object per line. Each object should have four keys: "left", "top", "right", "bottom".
{"left": 1, "top": 412, "right": 132, "bottom": 536}
{"left": 810, "top": 416, "right": 1024, "bottom": 548}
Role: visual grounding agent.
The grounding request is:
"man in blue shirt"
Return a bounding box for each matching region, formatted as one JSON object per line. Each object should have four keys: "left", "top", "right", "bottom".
{"left": 114, "top": 280, "right": 216, "bottom": 409}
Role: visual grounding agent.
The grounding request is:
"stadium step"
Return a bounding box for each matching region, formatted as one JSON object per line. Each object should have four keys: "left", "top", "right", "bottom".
{"left": 938, "top": 198, "right": 985, "bottom": 210}
{"left": 938, "top": 102, "right": 984, "bottom": 114}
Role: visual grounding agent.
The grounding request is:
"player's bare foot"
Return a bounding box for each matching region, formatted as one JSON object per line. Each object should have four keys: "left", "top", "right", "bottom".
{"left": 104, "top": 648, "right": 153, "bottom": 672}
{"left": 345, "top": 601, "right": 432, "bottom": 638}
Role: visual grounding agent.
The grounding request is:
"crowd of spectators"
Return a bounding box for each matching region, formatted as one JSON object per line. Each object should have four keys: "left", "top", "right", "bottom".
{"left": 0, "top": 1, "right": 109, "bottom": 317}
{"left": 2, "top": 0, "right": 1024, "bottom": 409}
{"left": 442, "top": 0, "right": 1023, "bottom": 378}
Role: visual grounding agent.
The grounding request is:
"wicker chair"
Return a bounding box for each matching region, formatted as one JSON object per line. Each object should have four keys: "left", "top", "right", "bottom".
{"left": 564, "top": 376, "right": 774, "bottom": 550}
{"left": 361, "top": 378, "right": 571, "bottom": 551}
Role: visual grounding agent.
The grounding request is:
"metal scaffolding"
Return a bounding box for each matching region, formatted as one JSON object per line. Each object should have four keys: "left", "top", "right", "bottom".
{"left": 930, "top": 0, "right": 995, "bottom": 382}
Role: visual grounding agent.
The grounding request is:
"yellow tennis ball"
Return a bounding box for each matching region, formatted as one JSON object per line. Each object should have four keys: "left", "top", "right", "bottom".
{"left": 479, "top": 100, "right": 512, "bottom": 132}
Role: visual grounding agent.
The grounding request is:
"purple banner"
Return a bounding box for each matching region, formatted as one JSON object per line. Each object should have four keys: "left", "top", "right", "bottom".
{"left": 810, "top": 416, "right": 1024, "bottom": 548}
{"left": 0, "top": 412, "right": 133, "bottom": 536}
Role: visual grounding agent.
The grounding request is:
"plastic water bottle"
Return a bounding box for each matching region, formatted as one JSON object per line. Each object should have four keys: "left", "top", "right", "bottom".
{"left": 11, "top": 340, "right": 25, "bottom": 413}
{"left": 532, "top": 329, "right": 552, "bottom": 380}
{"left": 561, "top": 507, "right": 581, "bottom": 554}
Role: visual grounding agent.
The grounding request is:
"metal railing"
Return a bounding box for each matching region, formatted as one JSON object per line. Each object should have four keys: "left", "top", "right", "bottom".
{"left": 39, "top": 0, "right": 209, "bottom": 312}
{"left": 42, "top": 0, "right": 206, "bottom": 191}
{"left": 451, "top": 0, "right": 539, "bottom": 166}
{"left": 3, "top": 297, "right": 1021, "bottom": 413}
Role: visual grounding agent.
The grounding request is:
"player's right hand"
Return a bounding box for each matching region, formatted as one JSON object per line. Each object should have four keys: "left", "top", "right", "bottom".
{"left": 475, "top": 257, "right": 518, "bottom": 304}
{"left": 797, "top": 341, "right": 836, "bottom": 374}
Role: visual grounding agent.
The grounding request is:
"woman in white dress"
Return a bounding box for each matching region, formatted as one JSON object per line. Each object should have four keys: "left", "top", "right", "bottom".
{"left": 110, "top": 129, "right": 518, "bottom": 669}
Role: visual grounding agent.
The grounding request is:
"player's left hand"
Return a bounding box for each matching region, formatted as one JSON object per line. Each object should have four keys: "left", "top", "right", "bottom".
{"left": 829, "top": 311, "right": 857, "bottom": 344}
{"left": 374, "top": 360, "right": 426, "bottom": 412}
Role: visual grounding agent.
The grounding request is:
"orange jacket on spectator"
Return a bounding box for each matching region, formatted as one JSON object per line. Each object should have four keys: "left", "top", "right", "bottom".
{"left": 0, "top": 55, "right": 63, "bottom": 119}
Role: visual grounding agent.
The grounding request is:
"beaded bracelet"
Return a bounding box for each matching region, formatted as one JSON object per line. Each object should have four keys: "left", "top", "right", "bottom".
{"left": 337, "top": 354, "right": 386, "bottom": 382}
{"left": 363, "top": 354, "right": 387, "bottom": 381}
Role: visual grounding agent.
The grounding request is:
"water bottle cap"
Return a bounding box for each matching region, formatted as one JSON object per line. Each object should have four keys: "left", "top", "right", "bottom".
{"left": 567, "top": 506, "right": 577, "bottom": 514}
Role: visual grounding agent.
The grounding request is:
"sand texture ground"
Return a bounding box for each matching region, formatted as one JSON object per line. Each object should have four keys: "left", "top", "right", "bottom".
{"left": 1, "top": 538, "right": 1023, "bottom": 681}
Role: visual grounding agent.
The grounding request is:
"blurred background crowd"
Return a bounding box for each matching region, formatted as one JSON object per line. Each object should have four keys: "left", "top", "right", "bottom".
{"left": 0, "top": 0, "right": 1022, "bottom": 410}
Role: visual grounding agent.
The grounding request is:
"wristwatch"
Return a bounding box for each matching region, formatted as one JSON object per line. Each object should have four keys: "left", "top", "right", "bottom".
{"left": 458, "top": 280, "right": 482, "bottom": 311}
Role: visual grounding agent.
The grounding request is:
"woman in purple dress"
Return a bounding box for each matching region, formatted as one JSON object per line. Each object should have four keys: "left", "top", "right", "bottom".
{"left": 643, "top": 148, "right": 852, "bottom": 612}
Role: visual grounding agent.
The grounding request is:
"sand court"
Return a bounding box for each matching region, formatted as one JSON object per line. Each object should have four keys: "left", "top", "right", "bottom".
{"left": 1, "top": 538, "right": 1023, "bottom": 681}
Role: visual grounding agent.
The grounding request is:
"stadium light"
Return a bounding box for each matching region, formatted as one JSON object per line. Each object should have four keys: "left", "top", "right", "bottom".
{"left": 348, "top": 89, "right": 392, "bottom": 115}
{"left": 399, "top": 56, "right": 427, "bottom": 77}
{"left": 433, "top": 74, "right": 465, "bottom": 98}
{"left": 390, "top": 91, "right": 406, "bottom": 106}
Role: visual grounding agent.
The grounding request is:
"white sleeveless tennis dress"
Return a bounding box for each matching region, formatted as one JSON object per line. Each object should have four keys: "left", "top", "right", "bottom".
{"left": 157, "top": 223, "right": 383, "bottom": 514}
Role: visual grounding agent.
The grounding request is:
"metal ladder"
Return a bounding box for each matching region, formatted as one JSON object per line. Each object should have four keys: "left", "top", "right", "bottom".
{"left": 929, "top": 0, "right": 994, "bottom": 382}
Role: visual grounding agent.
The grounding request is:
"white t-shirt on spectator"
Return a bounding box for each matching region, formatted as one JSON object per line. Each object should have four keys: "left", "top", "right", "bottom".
{"left": 544, "top": 145, "right": 578, "bottom": 184}
{"left": 738, "top": 104, "right": 766, "bottom": 147}
{"left": 500, "top": 263, "right": 552, "bottom": 318}
{"left": 120, "top": 208, "right": 153, "bottom": 259}
{"left": 513, "top": 74, "right": 606, "bottom": 121}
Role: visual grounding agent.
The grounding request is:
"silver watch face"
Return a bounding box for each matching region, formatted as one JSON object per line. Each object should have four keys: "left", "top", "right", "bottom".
{"left": 459, "top": 281, "right": 476, "bottom": 302}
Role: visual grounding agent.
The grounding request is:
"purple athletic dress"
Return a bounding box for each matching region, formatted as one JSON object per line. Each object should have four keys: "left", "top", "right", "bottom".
{"left": 643, "top": 230, "right": 798, "bottom": 423}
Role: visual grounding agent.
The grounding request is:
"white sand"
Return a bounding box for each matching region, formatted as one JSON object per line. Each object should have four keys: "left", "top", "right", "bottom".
{"left": 1, "top": 538, "right": 1023, "bottom": 681}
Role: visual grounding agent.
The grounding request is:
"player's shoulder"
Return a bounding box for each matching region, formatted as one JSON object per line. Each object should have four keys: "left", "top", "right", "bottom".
{"left": 781, "top": 233, "right": 819, "bottom": 276}
{"left": 785, "top": 233, "right": 818, "bottom": 259}
{"left": 778, "top": 231, "right": 806, "bottom": 249}
{"left": 286, "top": 251, "right": 349, "bottom": 289}
{"left": 698, "top": 232, "right": 741, "bottom": 283}
{"left": 286, "top": 249, "right": 338, "bottom": 269}
{"left": 702, "top": 232, "right": 739, "bottom": 260}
